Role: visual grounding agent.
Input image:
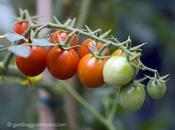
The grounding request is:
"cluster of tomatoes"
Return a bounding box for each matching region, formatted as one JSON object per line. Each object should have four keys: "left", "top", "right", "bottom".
{"left": 13, "top": 21, "right": 167, "bottom": 111}
{"left": 13, "top": 21, "right": 135, "bottom": 88}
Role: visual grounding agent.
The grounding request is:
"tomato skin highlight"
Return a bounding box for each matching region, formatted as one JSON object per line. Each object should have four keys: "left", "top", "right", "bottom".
{"left": 77, "top": 54, "right": 106, "bottom": 88}
{"left": 47, "top": 46, "right": 79, "bottom": 80}
{"left": 50, "top": 30, "right": 78, "bottom": 49}
{"left": 13, "top": 21, "right": 29, "bottom": 35}
{"left": 79, "top": 38, "right": 110, "bottom": 59}
{"left": 103, "top": 56, "right": 135, "bottom": 87}
{"left": 16, "top": 47, "right": 47, "bottom": 77}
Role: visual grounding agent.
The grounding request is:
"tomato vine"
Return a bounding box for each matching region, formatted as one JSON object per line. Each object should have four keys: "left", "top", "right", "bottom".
{"left": 0, "top": 9, "right": 170, "bottom": 130}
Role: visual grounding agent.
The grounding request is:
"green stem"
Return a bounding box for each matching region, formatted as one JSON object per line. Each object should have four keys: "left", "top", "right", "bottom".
{"left": 108, "top": 89, "right": 119, "bottom": 122}
{"left": 59, "top": 80, "right": 115, "bottom": 130}
{"left": 139, "top": 62, "right": 157, "bottom": 73}
{"left": 97, "top": 43, "right": 109, "bottom": 56}
{"left": 32, "top": 23, "right": 134, "bottom": 56}
{"left": 60, "top": 81, "right": 106, "bottom": 123}
{"left": 2, "top": 53, "right": 14, "bottom": 70}
{"left": 0, "top": 65, "right": 24, "bottom": 78}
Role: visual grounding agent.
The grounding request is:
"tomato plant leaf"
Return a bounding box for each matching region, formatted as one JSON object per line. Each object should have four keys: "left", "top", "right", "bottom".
{"left": 8, "top": 45, "right": 31, "bottom": 58}
{"left": 6, "top": 32, "right": 25, "bottom": 42}
{"left": 32, "top": 38, "right": 54, "bottom": 46}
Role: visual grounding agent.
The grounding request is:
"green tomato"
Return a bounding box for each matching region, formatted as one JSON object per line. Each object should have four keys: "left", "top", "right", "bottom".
{"left": 103, "top": 56, "right": 135, "bottom": 87}
{"left": 147, "top": 79, "right": 166, "bottom": 100}
{"left": 119, "top": 82, "right": 145, "bottom": 111}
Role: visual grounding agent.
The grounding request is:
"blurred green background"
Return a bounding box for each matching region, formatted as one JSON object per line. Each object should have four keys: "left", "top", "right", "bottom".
{"left": 0, "top": 0, "right": 175, "bottom": 130}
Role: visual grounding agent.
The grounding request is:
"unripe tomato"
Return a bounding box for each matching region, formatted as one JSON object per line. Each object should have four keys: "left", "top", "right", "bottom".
{"left": 16, "top": 47, "right": 47, "bottom": 77}
{"left": 50, "top": 30, "right": 78, "bottom": 47}
{"left": 47, "top": 46, "right": 79, "bottom": 80}
{"left": 112, "top": 49, "right": 139, "bottom": 65}
{"left": 103, "top": 56, "right": 135, "bottom": 87}
{"left": 77, "top": 54, "right": 106, "bottom": 88}
{"left": 13, "top": 21, "right": 29, "bottom": 35}
{"left": 119, "top": 82, "right": 145, "bottom": 111}
{"left": 147, "top": 79, "right": 166, "bottom": 100}
{"left": 79, "top": 38, "right": 110, "bottom": 59}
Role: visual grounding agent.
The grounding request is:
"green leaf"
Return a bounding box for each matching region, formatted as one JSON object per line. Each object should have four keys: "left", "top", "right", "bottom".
{"left": 8, "top": 45, "right": 31, "bottom": 58}
{"left": 6, "top": 32, "right": 25, "bottom": 42}
{"left": 32, "top": 38, "right": 54, "bottom": 46}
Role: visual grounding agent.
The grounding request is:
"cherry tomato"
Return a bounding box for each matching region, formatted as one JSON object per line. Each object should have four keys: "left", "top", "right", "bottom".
{"left": 147, "top": 79, "right": 166, "bottom": 100}
{"left": 119, "top": 82, "right": 145, "bottom": 111}
{"left": 50, "top": 30, "right": 78, "bottom": 48}
{"left": 47, "top": 46, "right": 79, "bottom": 80}
{"left": 16, "top": 47, "right": 47, "bottom": 77}
{"left": 112, "top": 49, "right": 139, "bottom": 65}
{"left": 77, "top": 54, "right": 106, "bottom": 88}
{"left": 79, "top": 38, "right": 110, "bottom": 59}
{"left": 103, "top": 56, "right": 135, "bottom": 87}
{"left": 13, "top": 21, "right": 29, "bottom": 35}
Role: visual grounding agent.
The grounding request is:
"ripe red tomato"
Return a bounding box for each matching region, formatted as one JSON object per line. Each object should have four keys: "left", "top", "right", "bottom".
{"left": 77, "top": 54, "right": 106, "bottom": 88}
{"left": 47, "top": 46, "right": 79, "bottom": 80}
{"left": 50, "top": 30, "right": 78, "bottom": 47}
{"left": 13, "top": 21, "right": 29, "bottom": 35}
{"left": 16, "top": 47, "right": 47, "bottom": 77}
{"left": 79, "top": 38, "right": 110, "bottom": 59}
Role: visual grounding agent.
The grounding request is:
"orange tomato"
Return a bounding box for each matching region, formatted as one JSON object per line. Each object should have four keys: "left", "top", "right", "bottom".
{"left": 77, "top": 54, "right": 106, "bottom": 88}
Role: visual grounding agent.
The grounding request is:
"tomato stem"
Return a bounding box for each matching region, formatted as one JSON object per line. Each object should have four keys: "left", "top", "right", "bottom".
{"left": 108, "top": 89, "right": 119, "bottom": 122}
{"left": 61, "top": 45, "right": 81, "bottom": 50}
{"left": 97, "top": 43, "right": 110, "bottom": 56}
{"left": 59, "top": 80, "right": 116, "bottom": 130}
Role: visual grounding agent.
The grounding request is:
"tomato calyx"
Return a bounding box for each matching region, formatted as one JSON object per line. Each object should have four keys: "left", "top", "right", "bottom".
{"left": 144, "top": 73, "right": 169, "bottom": 84}
{"left": 131, "top": 81, "right": 145, "bottom": 88}
{"left": 60, "top": 44, "right": 81, "bottom": 50}
{"left": 50, "top": 30, "right": 79, "bottom": 47}
{"left": 85, "top": 43, "right": 111, "bottom": 60}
